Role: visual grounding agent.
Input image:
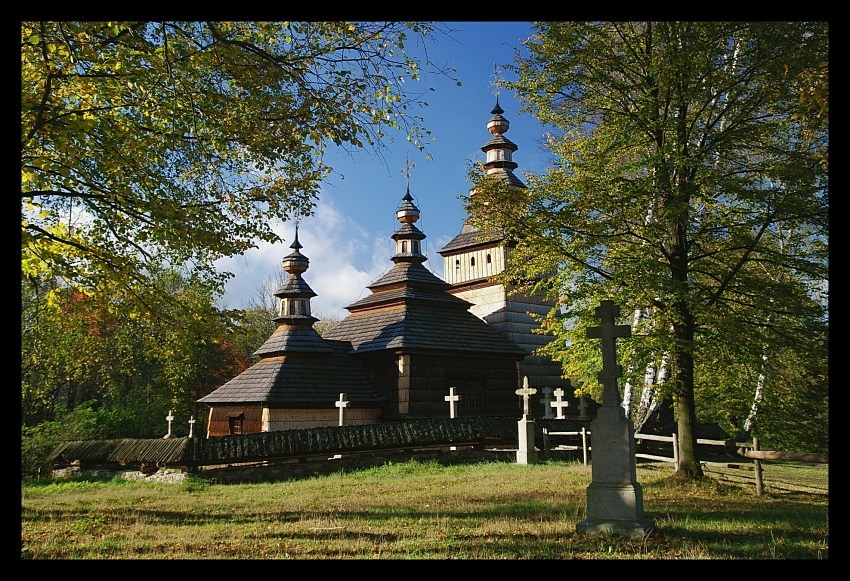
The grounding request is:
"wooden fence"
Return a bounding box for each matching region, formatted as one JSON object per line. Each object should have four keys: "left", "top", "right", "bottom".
{"left": 542, "top": 430, "right": 828, "bottom": 495}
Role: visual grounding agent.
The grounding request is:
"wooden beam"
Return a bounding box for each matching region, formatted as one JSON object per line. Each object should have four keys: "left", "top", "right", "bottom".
{"left": 738, "top": 449, "right": 828, "bottom": 463}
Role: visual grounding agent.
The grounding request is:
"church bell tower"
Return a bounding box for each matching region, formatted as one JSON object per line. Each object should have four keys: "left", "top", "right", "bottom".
{"left": 438, "top": 98, "right": 573, "bottom": 407}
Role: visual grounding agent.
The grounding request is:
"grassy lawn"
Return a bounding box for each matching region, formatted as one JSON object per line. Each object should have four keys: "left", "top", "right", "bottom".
{"left": 21, "top": 459, "right": 828, "bottom": 560}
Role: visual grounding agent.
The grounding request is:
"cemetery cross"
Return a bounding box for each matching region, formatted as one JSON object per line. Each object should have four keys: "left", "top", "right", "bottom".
{"left": 445, "top": 387, "right": 460, "bottom": 419}
{"left": 164, "top": 409, "right": 175, "bottom": 439}
{"left": 585, "top": 300, "right": 631, "bottom": 406}
{"left": 515, "top": 376, "right": 537, "bottom": 417}
{"left": 336, "top": 393, "right": 350, "bottom": 427}
{"left": 541, "top": 387, "right": 554, "bottom": 419}
{"left": 550, "top": 388, "right": 569, "bottom": 419}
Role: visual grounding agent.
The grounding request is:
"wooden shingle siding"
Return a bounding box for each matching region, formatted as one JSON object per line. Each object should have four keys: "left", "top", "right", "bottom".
{"left": 265, "top": 408, "right": 381, "bottom": 431}
{"left": 50, "top": 417, "right": 593, "bottom": 470}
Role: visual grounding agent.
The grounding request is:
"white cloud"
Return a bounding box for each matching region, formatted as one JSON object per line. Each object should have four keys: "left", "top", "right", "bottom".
{"left": 216, "top": 197, "right": 397, "bottom": 317}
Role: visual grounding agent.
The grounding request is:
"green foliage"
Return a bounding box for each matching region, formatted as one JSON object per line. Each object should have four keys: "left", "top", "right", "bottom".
{"left": 21, "top": 21, "right": 456, "bottom": 315}
{"left": 20, "top": 402, "right": 138, "bottom": 478}
{"left": 468, "top": 22, "right": 829, "bottom": 475}
{"left": 21, "top": 266, "right": 253, "bottom": 470}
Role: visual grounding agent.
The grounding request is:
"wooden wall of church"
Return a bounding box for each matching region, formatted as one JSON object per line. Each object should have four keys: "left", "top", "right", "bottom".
{"left": 205, "top": 405, "right": 264, "bottom": 438}
{"left": 407, "top": 353, "right": 521, "bottom": 418}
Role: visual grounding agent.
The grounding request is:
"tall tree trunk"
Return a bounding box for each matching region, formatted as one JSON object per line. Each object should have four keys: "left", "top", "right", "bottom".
{"left": 741, "top": 354, "right": 766, "bottom": 435}
{"left": 739, "top": 224, "right": 787, "bottom": 441}
{"left": 673, "top": 309, "right": 703, "bottom": 479}
{"left": 633, "top": 355, "right": 671, "bottom": 434}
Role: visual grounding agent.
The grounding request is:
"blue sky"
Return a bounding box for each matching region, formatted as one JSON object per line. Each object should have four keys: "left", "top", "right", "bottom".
{"left": 216, "top": 22, "right": 553, "bottom": 318}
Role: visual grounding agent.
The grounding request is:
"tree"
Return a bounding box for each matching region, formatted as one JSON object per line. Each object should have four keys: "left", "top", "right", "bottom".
{"left": 21, "top": 21, "right": 455, "bottom": 316}
{"left": 21, "top": 266, "right": 251, "bottom": 432}
{"left": 468, "top": 22, "right": 828, "bottom": 479}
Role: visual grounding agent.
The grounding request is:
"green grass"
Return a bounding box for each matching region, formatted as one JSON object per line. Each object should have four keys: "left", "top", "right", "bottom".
{"left": 21, "top": 459, "right": 828, "bottom": 559}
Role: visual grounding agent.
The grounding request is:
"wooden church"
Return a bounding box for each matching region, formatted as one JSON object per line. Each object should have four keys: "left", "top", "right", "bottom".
{"left": 438, "top": 98, "right": 572, "bottom": 396}
{"left": 198, "top": 100, "right": 578, "bottom": 437}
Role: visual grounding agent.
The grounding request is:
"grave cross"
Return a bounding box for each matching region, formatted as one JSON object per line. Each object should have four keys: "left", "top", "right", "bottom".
{"left": 586, "top": 300, "right": 631, "bottom": 406}
{"left": 578, "top": 395, "right": 589, "bottom": 419}
{"left": 188, "top": 416, "right": 196, "bottom": 438}
{"left": 445, "top": 387, "right": 461, "bottom": 419}
{"left": 515, "top": 376, "right": 537, "bottom": 417}
{"left": 164, "top": 409, "right": 175, "bottom": 439}
{"left": 550, "top": 388, "right": 569, "bottom": 419}
{"left": 336, "top": 393, "right": 350, "bottom": 427}
{"left": 540, "top": 387, "right": 554, "bottom": 419}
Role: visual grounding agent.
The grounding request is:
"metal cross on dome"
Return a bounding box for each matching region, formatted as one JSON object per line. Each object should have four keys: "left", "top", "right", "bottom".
{"left": 401, "top": 154, "right": 415, "bottom": 189}
{"left": 490, "top": 63, "right": 503, "bottom": 97}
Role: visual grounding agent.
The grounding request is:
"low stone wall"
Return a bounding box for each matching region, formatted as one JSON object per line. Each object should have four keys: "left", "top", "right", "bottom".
{"left": 52, "top": 466, "right": 188, "bottom": 483}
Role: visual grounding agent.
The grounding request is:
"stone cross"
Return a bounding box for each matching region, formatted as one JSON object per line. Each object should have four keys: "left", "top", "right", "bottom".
{"left": 586, "top": 300, "right": 631, "bottom": 406}
{"left": 540, "top": 387, "right": 554, "bottom": 419}
{"left": 163, "top": 409, "right": 175, "bottom": 439}
{"left": 445, "top": 387, "right": 461, "bottom": 419}
{"left": 550, "top": 388, "right": 569, "bottom": 419}
{"left": 515, "top": 376, "right": 537, "bottom": 417}
{"left": 188, "top": 416, "right": 196, "bottom": 438}
{"left": 336, "top": 393, "right": 350, "bottom": 427}
{"left": 578, "top": 395, "right": 589, "bottom": 419}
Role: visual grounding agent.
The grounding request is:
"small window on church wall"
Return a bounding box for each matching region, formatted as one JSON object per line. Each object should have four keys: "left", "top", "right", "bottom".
{"left": 413, "top": 240, "right": 420, "bottom": 253}
{"left": 402, "top": 241, "right": 408, "bottom": 253}
{"left": 486, "top": 254, "right": 491, "bottom": 264}
{"left": 455, "top": 259, "right": 460, "bottom": 270}
{"left": 229, "top": 416, "right": 243, "bottom": 435}
{"left": 471, "top": 257, "right": 476, "bottom": 267}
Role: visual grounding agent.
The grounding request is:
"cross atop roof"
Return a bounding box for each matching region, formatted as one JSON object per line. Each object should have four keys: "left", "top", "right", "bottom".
{"left": 401, "top": 153, "right": 415, "bottom": 189}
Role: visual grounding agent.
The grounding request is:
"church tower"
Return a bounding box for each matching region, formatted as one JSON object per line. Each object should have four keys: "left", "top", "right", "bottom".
{"left": 438, "top": 99, "right": 573, "bottom": 408}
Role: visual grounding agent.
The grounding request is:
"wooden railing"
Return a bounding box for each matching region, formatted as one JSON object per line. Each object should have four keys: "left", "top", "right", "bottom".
{"left": 542, "top": 429, "right": 827, "bottom": 495}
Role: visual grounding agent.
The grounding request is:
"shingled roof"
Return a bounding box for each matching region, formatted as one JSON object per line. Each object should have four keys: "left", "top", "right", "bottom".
{"left": 325, "top": 303, "right": 526, "bottom": 356}
{"left": 198, "top": 228, "right": 383, "bottom": 407}
{"left": 439, "top": 222, "right": 504, "bottom": 255}
{"left": 197, "top": 339, "right": 381, "bottom": 405}
{"left": 323, "top": 189, "right": 526, "bottom": 359}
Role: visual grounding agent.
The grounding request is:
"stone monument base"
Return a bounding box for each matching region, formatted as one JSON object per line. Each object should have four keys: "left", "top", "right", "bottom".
{"left": 576, "top": 482, "right": 655, "bottom": 538}
{"left": 516, "top": 416, "right": 538, "bottom": 465}
{"left": 576, "top": 517, "right": 655, "bottom": 538}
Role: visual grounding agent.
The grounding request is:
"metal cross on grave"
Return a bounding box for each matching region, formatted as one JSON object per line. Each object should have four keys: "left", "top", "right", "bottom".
{"left": 550, "top": 388, "right": 569, "bottom": 419}
{"left": 515, "top": 376, "right": 537, "bottom": 417}
{"left": 540, "top": 387, "right": 554, "bottom": 419}
{"left": 578, "top": 395, "right": 589, "bottom": 419}
{"left": 586, "top": 300, "right": 631, "bottom": 406}
{"left": 163, "top": 409, "right": 175, "bottom": 439}
{"left": 445, "top": 387, "right": 461, "bottom": 419}
{"left": 188, "top": 416, "right": 196, "bottom": 438}
{"left": 336, "top": 393, "right": 350, "bottom": 426}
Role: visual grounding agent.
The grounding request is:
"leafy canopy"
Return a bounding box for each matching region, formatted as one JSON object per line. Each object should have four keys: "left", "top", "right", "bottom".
{"left": 21, "top": 21, "right": 455, "bottom": 312}
{"left": 468, "top": 22, "right": 828, "bottom": 477}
